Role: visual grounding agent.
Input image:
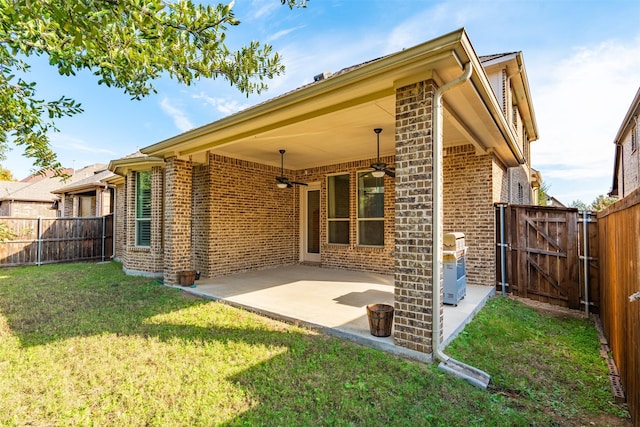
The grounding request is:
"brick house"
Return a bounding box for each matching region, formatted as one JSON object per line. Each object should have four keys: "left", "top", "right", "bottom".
{"left": 108, "top": 29, "right": 538, "bottom": 356}
{"left": 51, "top": 167, "right": 115, "bottom": 217}
{"left": 0, "top": 164, "right": 114, "bottom": 217}
{"left": 610, "top": 87, "right": 640, "bottom": 198}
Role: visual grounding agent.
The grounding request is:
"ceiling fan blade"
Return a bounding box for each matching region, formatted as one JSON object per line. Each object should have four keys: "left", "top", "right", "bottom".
{"left": 291, "top": 181, "right": 308, "bottom": 186}
{"left": 370, "top": 161, "right": 387, "bottom": 171}
{"left": 384, "top": 168, "right": 395, "bottom": 178}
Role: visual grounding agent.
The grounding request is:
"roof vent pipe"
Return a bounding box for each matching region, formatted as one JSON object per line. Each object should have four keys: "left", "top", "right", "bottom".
{"left": 432, "top": 60, "right": 491, "bottom": 389}
{"left": 313, "top": 71, "right": 332, "bottom": 82}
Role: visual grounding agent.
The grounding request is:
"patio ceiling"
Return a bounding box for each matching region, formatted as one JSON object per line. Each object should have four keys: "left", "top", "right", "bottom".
{"left": 141, "top": 29, "right": 522, "bottom": 170}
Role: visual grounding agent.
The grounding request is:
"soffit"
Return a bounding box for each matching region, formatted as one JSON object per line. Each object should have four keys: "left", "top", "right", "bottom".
{"left": 141, "top": 29, "right": 522, "bottom": 170}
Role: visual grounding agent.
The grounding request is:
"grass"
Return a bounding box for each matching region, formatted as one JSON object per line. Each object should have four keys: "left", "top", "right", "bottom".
{"left": 0, "top": 262, "right": 630, "bottom": 426}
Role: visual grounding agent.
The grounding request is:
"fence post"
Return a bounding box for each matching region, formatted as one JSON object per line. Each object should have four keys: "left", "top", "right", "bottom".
{"left": 101, "top": 215, "right": 106, "bottom": 263}
{"left": 498, "top": 203, "right": 507, "bottom": 296}
{"left": 37, "top": 217, "right": 42, "bottom": 267}
{"left": 582, "top": 210, "right": 590, "bottom": 317}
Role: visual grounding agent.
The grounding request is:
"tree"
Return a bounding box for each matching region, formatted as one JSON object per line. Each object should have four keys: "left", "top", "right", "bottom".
{"left": 537, "top": 181, "right": 550, "bottom": 206}
{"left": 0, "top": 165, "right": 15, "bottom": 181}
{"left": 570, "top": 195, "right": 617, "bottom": 212}
{"left": 0, "top": 0, "right": 305, "bottom": 174}
{"left": 569, "top": 199, "right": 589, "bottom": 211}
{"left": 589, "top": 194, "right": 617, "bottom": 212}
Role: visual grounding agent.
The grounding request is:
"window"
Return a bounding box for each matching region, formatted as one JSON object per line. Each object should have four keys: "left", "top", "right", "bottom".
{"left": 327, "top": 174, "right": 350, "bottom": 244}
{"left": 517, "top": 182, "right": 524, "bottom": 204}
{"left": 79, "top": 196, "right": 94, "bottom": 217}
{"left": 135, "top": 171, "right": 151, "bottom": 247}
{"left": 632, "top": 123, "right": 638, "bottom": 152}
{"left": 357, "top": 172, "right": 384, "bottom": 246}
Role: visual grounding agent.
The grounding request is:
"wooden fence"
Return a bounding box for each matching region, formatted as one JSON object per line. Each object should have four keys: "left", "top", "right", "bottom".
{"left": 0, "top": 214, "right": 114, "bottom": 267}
{"left": 598, "top": 190, "right": 640, "bottom": 425}
{"left": 495, "top": 204, "right": 599, "bottom": 314}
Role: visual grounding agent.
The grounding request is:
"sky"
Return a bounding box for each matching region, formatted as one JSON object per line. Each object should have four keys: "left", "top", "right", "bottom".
{"left": 3, "top": 0, "right": 640, "bottom": 206}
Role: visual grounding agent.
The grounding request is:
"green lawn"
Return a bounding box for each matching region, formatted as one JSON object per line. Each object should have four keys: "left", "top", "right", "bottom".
{"left": 0, "top": 262, "right": 630, "bottom": 426}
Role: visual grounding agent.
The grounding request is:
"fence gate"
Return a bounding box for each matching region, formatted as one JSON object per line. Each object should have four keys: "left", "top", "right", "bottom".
{"left": 495, "top": 204, "right": 599, "bottom": 313}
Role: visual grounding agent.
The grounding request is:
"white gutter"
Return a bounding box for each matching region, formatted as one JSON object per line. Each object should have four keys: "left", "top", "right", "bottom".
{"left": 432, "top": 60, "right": 491, "bottom": 389}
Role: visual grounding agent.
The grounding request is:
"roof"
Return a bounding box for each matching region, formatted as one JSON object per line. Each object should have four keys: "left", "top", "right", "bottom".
{"left": 52, "top": 169, "right": 115, "bottom": 194}
{"left": 609, "top": 86, "right": 640, "bottom": 196}
{"left": 108, "top": 151, "right": 166, "bottom": 176}
{"left": 1, "top": 164, "right": 112, "bottom": 202}
{"left": 110, "top": 28, "right": 538, "bottom": 174}
{"left": 0, "top": 181, "right": 29, "bottom": 196}
{"left": 0, "top": 177, "right": 63, "bottom": 202}
{"left": 479, "top": 52, "right": 519, "bottom": 63}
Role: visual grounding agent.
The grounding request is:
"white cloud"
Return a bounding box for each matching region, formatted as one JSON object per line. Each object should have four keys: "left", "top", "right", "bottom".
{"left": 193, "top": 92, "right": 250, "bottom": 116}
{"left": 159, "top": 97, "right": 194, "bottom": 132}
{"left": 530, "top": 36, "right": 640, "bottom": 193}
{"left": 267, "top": 25, "right": 304, "bottom": 43}
{"left": 50, "top": 134, "right": 116, "bottom": 155}
{"left": 249, "top": 0, "right": 279, "bottom": 20}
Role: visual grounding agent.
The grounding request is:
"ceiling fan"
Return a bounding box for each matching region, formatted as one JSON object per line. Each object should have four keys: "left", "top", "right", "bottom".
{"left": 276, "top": 149, "right": 308, "bottom": 188}
{"left": 370, "top": 128, "right": 395, "bottom": 178}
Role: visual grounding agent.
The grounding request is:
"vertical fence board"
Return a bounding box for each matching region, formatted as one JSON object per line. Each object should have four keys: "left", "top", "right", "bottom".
{"left": 598, "top": 191, "right": 640, "bottom": 425}
{"left": 0, "top": 214, "right": 114, "bottom": 267}
{"left": 495, "top": 204, "right": 598, "bottom": 312}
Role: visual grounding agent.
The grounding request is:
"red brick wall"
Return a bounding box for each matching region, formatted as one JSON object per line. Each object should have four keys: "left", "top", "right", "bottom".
{"left": 393, "top": 79, "right": 437, "bottom": 355}
{"left": 443, "top": 144, "right": 498, "bottom": 287}
{"left": 297, "top": 158, "right": 396, "bottom": 275}
{"left": 164, "top": 158, "right": 192, "bottom": 284}
{"left": 113, "top": 183, "right": 125, "bottom": 261}
{"left": 203, "top": 154, "right": 298, "bottom": 277}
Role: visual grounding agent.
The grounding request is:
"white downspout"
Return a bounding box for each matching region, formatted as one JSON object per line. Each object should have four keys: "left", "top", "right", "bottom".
{"left": 432, "top": 61, "right": 491, "bottom": 389}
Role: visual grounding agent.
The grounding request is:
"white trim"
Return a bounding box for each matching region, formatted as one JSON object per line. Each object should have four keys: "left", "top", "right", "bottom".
{"left": 326, "top": 173, "right": 350, "bottom": 245}
{"left": 300, "top": 183, "right": 321, "bottom": 262}
{"left": 356, "top": 170, "right": 385, "bottom": 247}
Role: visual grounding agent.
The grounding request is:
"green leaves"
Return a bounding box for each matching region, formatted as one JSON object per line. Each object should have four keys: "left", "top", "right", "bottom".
{"left": 0, "top": 0, "right": 296, "bottom": 171}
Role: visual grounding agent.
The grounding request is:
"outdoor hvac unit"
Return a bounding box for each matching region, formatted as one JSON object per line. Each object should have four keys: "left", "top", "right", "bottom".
{"left": 443, "top": 232, "right": 467, "bottom": 306}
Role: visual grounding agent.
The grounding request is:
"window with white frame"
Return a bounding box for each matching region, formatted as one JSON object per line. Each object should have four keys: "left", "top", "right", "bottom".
{"left": 135, "top": 171, "right": 151, "bottom": 247}
{"left": 327, "top": 174, "right": 350, "bottom": 244}
{"left": 357, "top": 172, "right": 384, "bottom": 246}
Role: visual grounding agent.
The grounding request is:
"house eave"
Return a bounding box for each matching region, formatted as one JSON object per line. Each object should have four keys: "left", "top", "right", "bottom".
{"left": 138, "top": 28, "right": 529, "bottom": 170}
{"left": 108, "top": 156, "right": 166, "bottom": 176}
{"left": 141, "top": 29, "right": 469, "bottom": 159}
{"left": 613, "top": 87, "right": 640, "bottom": 145}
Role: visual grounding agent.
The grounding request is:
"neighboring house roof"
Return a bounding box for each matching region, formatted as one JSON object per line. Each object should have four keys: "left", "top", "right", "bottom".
{"left": 110, "top": 28, "right": 538, "bottom": 175}
{"left": 0, "top": 181, "right": 29, "bottom": 197}
{"left": 19, "top": 168, "right": 74, "bottom": 183}
{"left": 610, "top": 86, "right": 640, "bottom": 197}
{"left": 52, "top": 169, "right": 115, "bottom": 194}
{"left": 0, "top": 177, "right": 62, "bottom": 202}
{"left": 546, "top": 196, "right": 566, "bottom": 208}
{"left": 1, "top": 164, "right": 112, "bottom": 203}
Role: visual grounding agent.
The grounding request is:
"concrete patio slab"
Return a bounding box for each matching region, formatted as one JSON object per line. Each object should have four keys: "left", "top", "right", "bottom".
{"left": 179, "top": 264, "right": 495, "bottom": 362}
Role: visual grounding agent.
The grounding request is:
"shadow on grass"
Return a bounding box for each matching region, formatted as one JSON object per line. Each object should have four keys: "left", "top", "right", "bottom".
{"left": 0, "top": 262, "right": 309, "bottom": 350}
{"left": 0, "top": 261, "right": 505, "bottom": 425}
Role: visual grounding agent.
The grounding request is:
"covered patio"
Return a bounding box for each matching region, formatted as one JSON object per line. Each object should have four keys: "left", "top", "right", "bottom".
{"left": 180, "top": 265, "right": 495, "bottom": 361}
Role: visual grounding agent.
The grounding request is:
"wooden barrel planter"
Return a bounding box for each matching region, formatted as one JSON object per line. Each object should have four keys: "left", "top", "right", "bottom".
{"left": 177, "top": 270, "right": 196, "bottom": 287}
{"left": 366, "top": 304, "right": 394, "bottom": 337}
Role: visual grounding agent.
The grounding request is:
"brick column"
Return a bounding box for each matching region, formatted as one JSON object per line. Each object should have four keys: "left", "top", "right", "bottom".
{"left": 96, "top": 188, "right": 103, "bottom": 216}
{"left": 393, "top": 79, "right": 438, "bottom": 354}
{"left": 163, "top": 157, "right": 193, "bottom": 285}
